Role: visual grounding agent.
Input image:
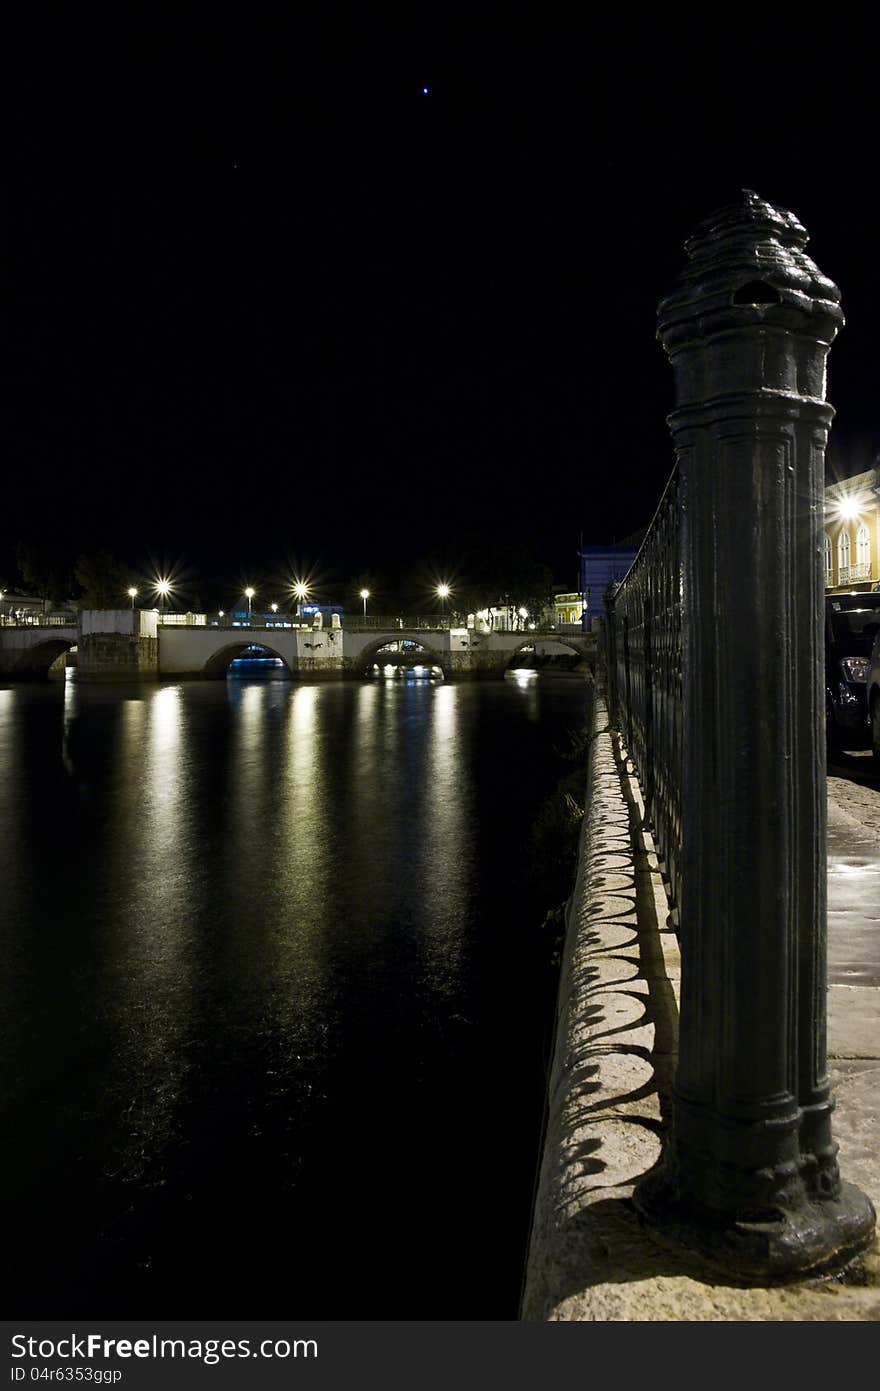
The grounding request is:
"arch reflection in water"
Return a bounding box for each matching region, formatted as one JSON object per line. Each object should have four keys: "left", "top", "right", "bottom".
{"left": 367, "top": 639, "right": 444, "bottom": 680}
{"left": 227, "top": 646, "right": 289, "bottom": 680}
{"left": 507, "top": 666, "right": 541, "bottom": 720}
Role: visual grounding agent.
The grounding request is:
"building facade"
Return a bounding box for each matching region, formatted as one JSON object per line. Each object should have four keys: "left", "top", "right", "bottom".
{"left": 553, "top": 592, "right": 584, "bottom": 625}
{"left": 825, "top": 468, "right": 880, "bottom": 593}
{"left": 554, "top": 543, "right": 641, "bottom": 627}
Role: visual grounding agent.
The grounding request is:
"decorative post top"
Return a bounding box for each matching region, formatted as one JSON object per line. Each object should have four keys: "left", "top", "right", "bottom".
{"left": 658, "top": 191, "right": 843, "bottom": 410}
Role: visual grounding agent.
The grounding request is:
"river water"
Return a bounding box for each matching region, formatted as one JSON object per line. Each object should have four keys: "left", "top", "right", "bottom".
{"left": 0, "top": 671, "right": 590, "bottom": 1317}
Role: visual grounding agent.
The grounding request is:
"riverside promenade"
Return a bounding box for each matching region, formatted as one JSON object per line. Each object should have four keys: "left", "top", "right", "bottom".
{"left": 523, "top": 698, "right": 880, "bottom": 1321}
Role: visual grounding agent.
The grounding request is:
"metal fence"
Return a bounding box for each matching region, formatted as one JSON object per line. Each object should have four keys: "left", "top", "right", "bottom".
{"left": 604, "top": 465, "right": 682, "bottom": 926}
{"left": 0, "top": 614, "right": 77, "bottom": 627}
{"left": 339, "top": 615, "right": 454, "bottom": 631}
{"left": 597, "top": 191, "right": 875, "bottom": 1278}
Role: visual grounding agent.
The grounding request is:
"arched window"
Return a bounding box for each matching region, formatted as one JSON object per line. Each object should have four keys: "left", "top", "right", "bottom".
{"left": 824, "top": 534, "right": 833, "bottom": 585}
{"left": 838, "top": 529, "right": 851, "bottom": 575}
{"left": 857, "top": 523, "right": 871, "bottom": 570}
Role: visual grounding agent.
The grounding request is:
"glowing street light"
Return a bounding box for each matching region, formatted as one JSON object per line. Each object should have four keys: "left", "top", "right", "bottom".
{"left": 292, "top": 580, "right": 309, "bottom": 616}
{"left": 835, "top": 495, "right": 862, "bottom": 522}
{"left": 128, "top": 587, "right": 138, "bottom": 609}
{"left": 245, "top": 586, "right": 255, "bottom": 616}
{"left": 155, "top": 579, "right": 171, "bottom": 614}
{"left": 360, "top": 588, "right": 370, "bottom": 619}
{"left": 436, "top": 583, "right": 451, "bottom": 620}
{"left": 271, "top": 602, "right": 278, "bottom": 613}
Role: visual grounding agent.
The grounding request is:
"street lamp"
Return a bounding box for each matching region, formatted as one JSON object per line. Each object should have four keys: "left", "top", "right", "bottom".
{"left": 156, "top": 579, "right": 171, "bottom": 614}
{"left": 128, "top": 587, "right": 138, "bottom": 609}
{"left": 292, "top": 580, "right": 309, "bottom": 616}
{"left": 836, "top": 495, "right": 862, "bottom": 522}
{"left": 245, "top": 586, "right": 255, "bottom": 617}
{"left": 271, "top": 602, "right": 278, "bottom": 614}
{"left": 436, "top": 583, "right": 450, "bottom": 622}
{"left": 360, "top": 588, "right": 369, "bottom": 619}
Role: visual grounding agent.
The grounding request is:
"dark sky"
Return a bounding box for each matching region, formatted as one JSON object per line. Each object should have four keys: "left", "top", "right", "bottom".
{"left": 7, "top": 18, "right": 880, "bottom": 605}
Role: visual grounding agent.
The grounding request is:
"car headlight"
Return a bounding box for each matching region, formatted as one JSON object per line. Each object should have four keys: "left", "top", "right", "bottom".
{"left": 839, "top": 657, "right": 869, "bottom": 683}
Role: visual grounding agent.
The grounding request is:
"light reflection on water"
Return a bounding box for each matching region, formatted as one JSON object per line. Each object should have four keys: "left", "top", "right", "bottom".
{"left": 1, "top": 673, "right": 590, "bottom": 1315}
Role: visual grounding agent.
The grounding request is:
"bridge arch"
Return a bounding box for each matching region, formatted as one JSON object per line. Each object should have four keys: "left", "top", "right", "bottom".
{"left": 6, "top": 637, "right": 75, "bottom": 680}
{"left": 353, "top": 633, "right": 448, "bottom": 679}
{"left": 202, "top": 641, "right": 293, "bottom": 680}
{"left": 504, "top": 636, "right": 595, "bottom": 672}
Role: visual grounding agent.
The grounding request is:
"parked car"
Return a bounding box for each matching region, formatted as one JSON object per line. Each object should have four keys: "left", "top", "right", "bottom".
{"left": 825, "top": 593, "right": 880, "bottom": 748}
{"left": 866, "top": 627, "right": 880, "bottom": 764}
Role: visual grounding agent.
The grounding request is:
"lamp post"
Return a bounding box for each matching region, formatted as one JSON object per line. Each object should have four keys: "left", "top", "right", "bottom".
{"left": 156, "top": 580, "right": 170, "bottom": 615}
{"left": 436, "top": 583, "right": 450, "bottom": 624}
{"left": 245, "top": 586, "right": 255, "bottom": 618}
{"left": 360, "top": 588, "right": 369, "bottom": 620}
{"left": 128, "top": 587, "right": 138, "bottom": 609}
{"left": 293, "top": 581, "right": 309, "bottom": 617}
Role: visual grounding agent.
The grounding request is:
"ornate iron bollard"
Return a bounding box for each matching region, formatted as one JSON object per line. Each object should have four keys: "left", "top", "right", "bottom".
{"left": 608, "top": 192, "right": 875, "bottom": 1278}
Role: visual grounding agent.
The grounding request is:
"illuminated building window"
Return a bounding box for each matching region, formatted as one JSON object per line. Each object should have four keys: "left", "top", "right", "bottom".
{"left": 838, "top": 529, "right": 851, "bottom": 573}
{"left": 824, "top": 534, "right": 833, "bottom": 584}
{"left": 857, "top": 523, "right": 871, "bottom": 570}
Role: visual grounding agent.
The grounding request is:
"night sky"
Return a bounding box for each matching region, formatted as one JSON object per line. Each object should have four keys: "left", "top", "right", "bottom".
{"left": 7, "top": 19, "right": 880, "bottom": 608}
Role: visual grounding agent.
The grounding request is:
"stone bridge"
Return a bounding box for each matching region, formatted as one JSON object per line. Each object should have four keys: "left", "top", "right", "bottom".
{"left": 0, "top": 612, "right": 596, "bottom": 681}
{"left": 341, "top": 627, "right": 593, "bottom": 678}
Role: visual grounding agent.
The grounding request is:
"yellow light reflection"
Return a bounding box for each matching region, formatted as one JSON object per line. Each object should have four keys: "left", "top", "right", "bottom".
{"left": 107, "top": 686, "right": 194, "bottom": 1183}
{"left": 260, "top": 685, "right": 333, "bottom": 1059}
{"left": 419, "top": 684, "right": 469, "bottom": 999}
{"left": 61, "top": 675, "right": 78, "bottom": 774}
{"left": 283, "top": 686, "right": 328, "bottom": 874}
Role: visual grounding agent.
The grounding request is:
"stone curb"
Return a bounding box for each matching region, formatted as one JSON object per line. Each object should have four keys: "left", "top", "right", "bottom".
{"left": 521, "top": 696, "right": 880, "bottom": 1321}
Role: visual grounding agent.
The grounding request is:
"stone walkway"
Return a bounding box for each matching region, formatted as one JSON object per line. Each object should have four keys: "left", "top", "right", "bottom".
{"left": 825, "top": 753, "right": 880, "bottom": 1241}
{"left": 522, "top": 707, "right": 880, "bottom": 1321}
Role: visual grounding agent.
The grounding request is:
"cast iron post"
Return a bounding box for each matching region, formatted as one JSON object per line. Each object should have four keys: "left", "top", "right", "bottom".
{"left": 635, "top": 191, "right": 875, "bottom": 1277}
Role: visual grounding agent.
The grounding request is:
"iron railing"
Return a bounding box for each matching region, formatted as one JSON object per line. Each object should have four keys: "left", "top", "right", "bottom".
{"left": 0, "top": 614, "right": 78, "bottom": 628}
{"left": 605, "top": 465, "right": 682, "bottom": 924}
{"left": 837, "top": 561, "right": 871, "bottom": 584}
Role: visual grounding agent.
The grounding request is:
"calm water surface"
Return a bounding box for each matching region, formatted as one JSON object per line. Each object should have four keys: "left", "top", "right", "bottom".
{"left": 0, "top": 672, "right": 590, "bottom": 1316}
